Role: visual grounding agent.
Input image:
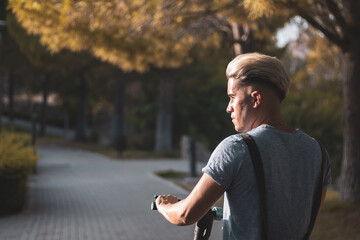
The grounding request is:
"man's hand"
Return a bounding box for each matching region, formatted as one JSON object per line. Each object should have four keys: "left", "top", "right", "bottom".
{"left": 156, "top": 194, "right": 179, "bottom": 211}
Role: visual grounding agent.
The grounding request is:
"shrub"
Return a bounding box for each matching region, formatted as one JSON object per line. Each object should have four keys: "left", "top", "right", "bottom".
{"left": 0, "top": 132, "right": 38, "bottom": 215}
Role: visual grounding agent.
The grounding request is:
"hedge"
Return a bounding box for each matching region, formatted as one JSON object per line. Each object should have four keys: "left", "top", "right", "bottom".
{"left": 0, "top": 132, "right": 38, "bottom": 215}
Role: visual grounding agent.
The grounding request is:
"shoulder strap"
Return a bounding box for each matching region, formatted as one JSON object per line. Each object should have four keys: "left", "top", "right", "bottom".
{"left": 240, "top": 133, "right": 268, "bottom": 240}
{"left": 303, "top": 140, "right": 326, "bottom": 240}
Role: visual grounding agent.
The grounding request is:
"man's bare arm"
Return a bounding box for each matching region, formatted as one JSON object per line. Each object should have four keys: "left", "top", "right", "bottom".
{"left": 156, "top": 173, "right": 225, "bottom": 226}
{"left": 316, "top": 186, "right": 327, "bottom": 221}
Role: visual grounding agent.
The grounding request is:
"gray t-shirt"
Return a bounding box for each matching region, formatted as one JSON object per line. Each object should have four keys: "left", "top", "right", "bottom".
{"left": 202, "top": 125, "right": 331, "bottom": 240}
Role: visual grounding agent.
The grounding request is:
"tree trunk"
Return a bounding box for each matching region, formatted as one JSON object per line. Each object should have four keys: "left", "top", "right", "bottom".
{"left": 155, "top": 69, "right": 175, "bottom": 153}
{"left": 0, "top": 72, "right": 3, "bottom": 132}
{"left": 39, "top": 74, "right": 49, "bottom": 136}
{"left": 75, "top": 76, "right": 88, "bottom": 141}
{"left": 339, "top": 47, "right": 360, "bottom": 202}
{"left": 230, "top": 22, "right": 255, "bottom": 56}
{"left": 8, "top": 72, "right": 14, "bottom": 125}
{"left": 111, "top": 72, "right": 127, "bottom": 154}
{"left": 240, "top": 23, "right": 255, "bottom": 54}
{"left": 230, "top": 21, "right": 242, "bottom": 56}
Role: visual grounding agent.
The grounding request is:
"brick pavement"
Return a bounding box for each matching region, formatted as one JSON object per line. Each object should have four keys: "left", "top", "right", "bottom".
{"left": 0, "top": 146, "right": 222, "bottom": 240}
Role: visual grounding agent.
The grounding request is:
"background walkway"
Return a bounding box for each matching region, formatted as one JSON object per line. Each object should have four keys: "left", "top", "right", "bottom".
{"left": 0, "top": 145, "right": 222, "bottom": 240}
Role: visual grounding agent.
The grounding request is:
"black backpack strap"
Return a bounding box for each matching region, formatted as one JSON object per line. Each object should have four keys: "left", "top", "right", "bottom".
{"left": 303, "top": 140, "right": 326, "bottom": 240}
{"left": 240, "top": 133, "right": 268, "bottom": 240}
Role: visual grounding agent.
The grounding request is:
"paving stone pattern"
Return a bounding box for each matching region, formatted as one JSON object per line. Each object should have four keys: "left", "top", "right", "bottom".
{"left": 0, "top": 146, "right": 222, "bottom": 240}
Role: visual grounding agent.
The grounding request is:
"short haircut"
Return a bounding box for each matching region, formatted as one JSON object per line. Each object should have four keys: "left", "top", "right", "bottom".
{"left": 226, "top": 53, "right": 291, "bottom": 101}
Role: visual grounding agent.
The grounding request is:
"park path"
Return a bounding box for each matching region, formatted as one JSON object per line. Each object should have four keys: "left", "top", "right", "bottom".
{"left": 0, "top": 145, "right": 222, "bottom": 240}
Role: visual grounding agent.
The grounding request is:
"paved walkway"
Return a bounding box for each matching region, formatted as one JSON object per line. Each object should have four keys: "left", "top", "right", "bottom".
{"left": 0, "top": 145, "right": 222, "bottom": 240}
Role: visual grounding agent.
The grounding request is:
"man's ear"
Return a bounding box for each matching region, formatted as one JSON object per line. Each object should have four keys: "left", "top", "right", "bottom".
{"left": 251, "top": 90, "right": 261, "bottom": 108}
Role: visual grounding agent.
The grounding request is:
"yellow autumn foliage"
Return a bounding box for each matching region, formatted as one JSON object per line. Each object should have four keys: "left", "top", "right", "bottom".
{"left": 8, "top": 0, "right": 222, "bottom": 72}
{"left": 243, "top": 0, "right": 274, "bottom": 19}
{"left": 0, "top": 132, "right": 38, "bottom": 175}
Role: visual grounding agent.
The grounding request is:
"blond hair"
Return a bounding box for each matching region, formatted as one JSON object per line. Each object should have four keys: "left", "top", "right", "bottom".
{"left": 226, "top": 53, "right": 291, "bottom": 101}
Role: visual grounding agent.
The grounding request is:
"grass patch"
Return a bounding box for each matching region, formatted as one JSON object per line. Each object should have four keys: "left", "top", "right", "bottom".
{"left": 154, "top": 169, "right": 189, "bottom": 179}
{"left": 312, "top": 189, "right": 360, "bottom": 240}
{"left": 1, "top": 123, "right": 31, "bottom": 134}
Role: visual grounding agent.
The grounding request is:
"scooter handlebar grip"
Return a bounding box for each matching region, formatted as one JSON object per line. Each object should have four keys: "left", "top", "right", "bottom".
{"left": 151, "top": 201, "right": 157, "bottom": 210}
{"left": 151, "top": 195, "right": 158, "bottom": 210}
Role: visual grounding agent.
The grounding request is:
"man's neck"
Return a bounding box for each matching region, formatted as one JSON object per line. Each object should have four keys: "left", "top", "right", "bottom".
{"left": 250, "top": 114, "right": 295, "bottom": 133}
{"left": 260, "top": 122, "right": 295, "bottom": 133}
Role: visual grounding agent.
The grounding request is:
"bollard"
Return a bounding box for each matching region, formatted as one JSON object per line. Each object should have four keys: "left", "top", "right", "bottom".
{"left": 64, "top": 110, "right": 69, "bottom": 138}
{"left": 31, "top": 104, "right": 37, "bottom": 146}
{"left": 189, "top": 138, "right": 196, "bottom": 178}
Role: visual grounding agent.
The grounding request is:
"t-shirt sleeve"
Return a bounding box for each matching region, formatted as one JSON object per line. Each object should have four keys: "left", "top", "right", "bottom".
{"left": 323, "top": 148, "right": 332, "bottom": 186}
{"left": 202, "top": 136, "right": 247, "bottom": 190}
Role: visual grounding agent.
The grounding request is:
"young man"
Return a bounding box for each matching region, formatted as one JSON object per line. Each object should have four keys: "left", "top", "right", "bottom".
{"left": 156, "top": 53, "right": 331, "bottom": 239}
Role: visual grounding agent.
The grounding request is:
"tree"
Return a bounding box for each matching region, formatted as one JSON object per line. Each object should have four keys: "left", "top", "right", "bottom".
{"left": 243, "top": 0, "right": 360, "bottom": 202}
{"left": 3, "top": 22, "right": 49, "bottom": 135}
{"left": 6, "top": 11, "right": 101, "bottom": 140}
{"left": 0, "top": 12, "right": 43, "bottom": 129}
{"left": 0, "top": 0, "right": 6, "bottom": 130}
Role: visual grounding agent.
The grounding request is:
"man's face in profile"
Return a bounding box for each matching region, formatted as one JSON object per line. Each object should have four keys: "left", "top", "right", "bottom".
{"left": 226, "top": 78, "right": 252, "bottom": 132}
